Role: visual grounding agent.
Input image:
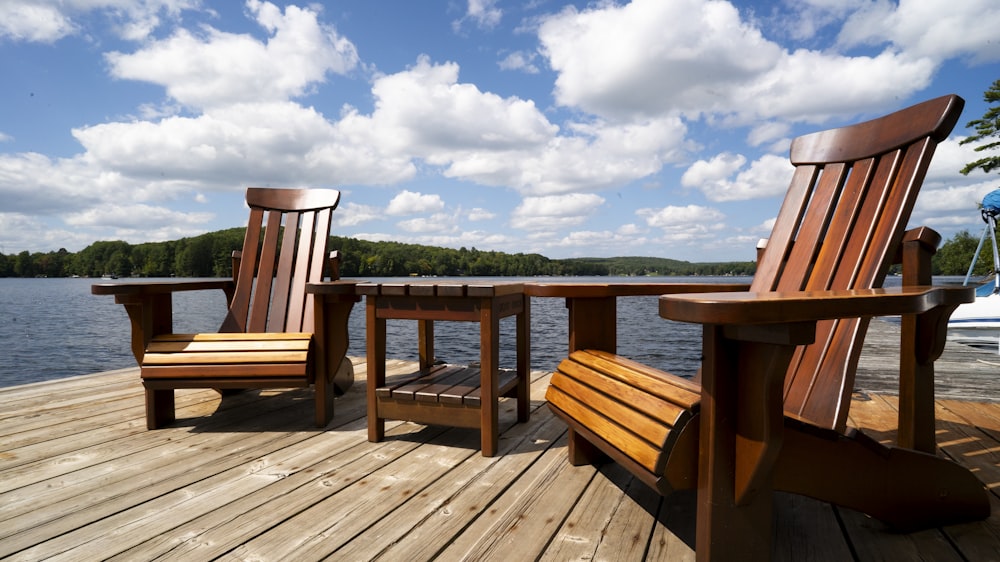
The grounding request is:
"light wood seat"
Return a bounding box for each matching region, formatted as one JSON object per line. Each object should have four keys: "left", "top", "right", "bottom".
{"left": 543, "top": 95, "right": 991, "bottom": 560}
{"left": 93, "top": 187, "right": 359, "bottom": 429}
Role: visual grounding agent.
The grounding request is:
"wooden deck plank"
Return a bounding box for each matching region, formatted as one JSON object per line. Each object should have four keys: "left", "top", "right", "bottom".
{"left": 771, "top": 494, "right": 855, "bottom": 562}
{"left": 334, "top": 376, "right": 570, "bottom": 561}
{"left": 1, "top": 344, "right": 1000, "bottom": 561}
{"left": 107, "top": 420, "right": 419, "bottom": 561}
{"left": 542, "top": 462, "right": 658, "bottom": 561}
{"left": 433, "top": 433, "right": 595, "bottom": 560}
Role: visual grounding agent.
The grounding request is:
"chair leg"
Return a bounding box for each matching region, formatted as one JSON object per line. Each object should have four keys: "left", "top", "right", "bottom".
{"left": 145, "top": 387, "right": 175, "bottom": 429}
{"left": 566, "top": 427, "right": 608, "bottom": 466}
{"left": 775, "top": 422, "right": 990, "bottom": 530}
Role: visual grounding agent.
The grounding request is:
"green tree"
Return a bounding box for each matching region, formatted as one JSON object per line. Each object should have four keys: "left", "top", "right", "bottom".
{"left": 960, "top": 78, "right": 1000, "bottom": 176}
{"left": 933, "top": 230, "right": 991, "bottom": 275}
{"left": 13, "top": 251, "right": 34, "bottom": 277}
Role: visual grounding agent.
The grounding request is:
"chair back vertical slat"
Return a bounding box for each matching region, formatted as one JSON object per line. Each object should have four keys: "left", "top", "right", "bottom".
{"left": 266, "top": 211, "right": 300, "bottom": 332}
{"left": 285, "top": 210, "right": 317, "bottom": 332}
{"left": 248, "top": 210, "right": 283, "bottom": 332}
{"left": 751, "top": 165, "right": 819, "bottom": 292}
{"left": 300, "top": 207, "right": 333, "bottom": 332}
{"left": 757, "top": 95, "right": 963, "bottom": 431}
{"left": 221, "top": 207, "right": 265, "bottom": 332}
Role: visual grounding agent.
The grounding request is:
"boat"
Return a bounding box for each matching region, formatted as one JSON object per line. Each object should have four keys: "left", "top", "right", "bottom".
{"left": 948, "top": 188, "right": 1000, "bottom": 353}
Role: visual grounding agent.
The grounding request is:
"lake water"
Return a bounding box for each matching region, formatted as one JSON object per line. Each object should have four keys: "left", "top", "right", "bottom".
{"left": 0, "top": 276, "right": 760, "bottom": 388}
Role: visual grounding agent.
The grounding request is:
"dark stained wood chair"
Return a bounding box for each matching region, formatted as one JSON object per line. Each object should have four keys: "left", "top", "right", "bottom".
{"left": 93, "top": 187, "right": 359, "bottom": 429}
{"left": 543, "top": 95, "right": 991, "bottom": 560}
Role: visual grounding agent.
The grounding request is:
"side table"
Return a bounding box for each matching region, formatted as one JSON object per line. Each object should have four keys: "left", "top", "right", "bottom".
{"left": 358, "top": 281, "right": 530, "bottom": 457}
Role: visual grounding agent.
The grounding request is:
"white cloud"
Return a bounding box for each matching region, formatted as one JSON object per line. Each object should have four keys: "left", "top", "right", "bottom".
{"left": 361, "top": 56, "right": 556, "bottom": 155}
{"left": 498, "top": 51, "right": 540, "bottom": 74}
{"left": 0, "top": 1, "right": 75, "bottom": 43}
{"left": 467, "top": 208, "right": 496, "bottom": 221}
{"left": 539, "top": 0, "right": 782, "bottom": 120}
{"left": 537, "top": 0, "right": 958, "bottom": 125}
{"left": 683, "top": 153, "right": 793, "bottom": 202}
{"left": 398, "top": 213, "right": 457, "bottom": 234}
{"left": 0, "top": 0, "right": 204, "bottom": 43}
{"left": 682, "top": 153, "right": 747, "bottom": 187}
{"left": 335, "top": 202, "right": 381, "bottom": 227}
{"left": 637, "top": 204, "right": 725, "bottom": 230}
{"left": 454, "top": 0, "right": 502, "bottom": 32}
{"left": 747, "top": 121, "right": 791, "bottom": 148}
{"left": 386, "top": 191, "right": 445, "bottom": 216}
{"left": 511, "top": 193, "right": 605, "bottom": 229}
{"left": 838, "top": 0, "right": 1000, "bottom": 64}
{"left": 65, "top": 203, "right": 212, "bottom": 229}
{"left": 105, "top": 1, "right": 359, "bottom": 109}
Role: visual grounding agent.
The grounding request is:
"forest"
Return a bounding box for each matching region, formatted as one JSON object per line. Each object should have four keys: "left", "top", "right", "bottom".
{"left": 0, "top": 224, "right": 994, "bottom": 279}
{"left": 0, "top": 227, "right": 757, "bottom": 279}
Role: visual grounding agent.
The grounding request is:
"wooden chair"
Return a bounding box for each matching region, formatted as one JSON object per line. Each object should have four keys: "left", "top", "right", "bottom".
{"left": 544, "top": 95, "right": 991, "bottom": 560}
{"left": 93, "top": 187, "right": 359, "bottom": 429}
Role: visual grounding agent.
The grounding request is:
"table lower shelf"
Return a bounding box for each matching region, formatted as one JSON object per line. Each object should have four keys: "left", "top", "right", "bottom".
{"left": 374, "top": 364, "right": 519, "bottom": 429}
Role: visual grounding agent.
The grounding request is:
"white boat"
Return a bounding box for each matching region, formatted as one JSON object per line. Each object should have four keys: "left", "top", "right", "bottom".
{"left": 948, "top": 283, "right": 1000, "bottom": 351}
{"left": 948, "top": 189, "right": 1000, "bottom": 353}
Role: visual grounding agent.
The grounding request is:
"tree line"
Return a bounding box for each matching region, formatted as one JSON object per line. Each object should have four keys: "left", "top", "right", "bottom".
{"left": 0, "top": 227, "right": 757, "bottom": 279}
{"left": 1, "top": 225, "right": 994, "bottom": 279}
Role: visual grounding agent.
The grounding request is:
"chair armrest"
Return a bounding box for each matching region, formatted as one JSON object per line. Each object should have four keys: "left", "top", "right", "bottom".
{"left": 659, "top": 285, "right": 974, "bottom": 325}
{"left": 92, "top": 279, "right": 235, "bottom": 297}
{"left": 92, "top": 279, "right": 236, "bottom": 364}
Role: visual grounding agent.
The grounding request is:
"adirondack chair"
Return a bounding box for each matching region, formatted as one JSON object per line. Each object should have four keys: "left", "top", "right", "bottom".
{"left": 544, "top": 95, "right": 990, "bottom": 560}
{"left": 92, "top": 187, "right": 359, "bottom": 429}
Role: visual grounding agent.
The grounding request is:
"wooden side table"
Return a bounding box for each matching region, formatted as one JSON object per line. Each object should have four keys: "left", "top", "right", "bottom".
{"left": 359, "top": 281, "right": 530, "bottom": 456}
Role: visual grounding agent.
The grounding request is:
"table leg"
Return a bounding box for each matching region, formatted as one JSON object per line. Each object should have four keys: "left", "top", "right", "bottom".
{"left": 367, "top": 296, "right": 386, "bottom": 443}
{"left": 515, "top": 295, "right": 530, "bottom": 423}
{"left": 418, "top": 319, "right": 435, "bottom": 370}
{"left": 480, "top": 297, "right": 500, "bottom": 456}
{"left": 567, "top": 297, "right": 617, "bottom": 353}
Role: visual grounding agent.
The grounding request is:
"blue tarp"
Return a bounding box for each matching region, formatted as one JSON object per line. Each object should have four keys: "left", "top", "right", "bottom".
{"left": 984, "top": 189, "right": 1000, "bottom": 215}
{"left": 976, "top": 281, "right": 998, "bottom": 297}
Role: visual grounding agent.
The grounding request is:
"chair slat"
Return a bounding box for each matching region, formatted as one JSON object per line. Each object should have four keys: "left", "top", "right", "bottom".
{"left": 222, "top": 207, "right": 264, "bottom": 332}
{"left": 142, "top": 363, "right": 309, "bottom": 379}
{"left": 143, "top": 350, "right": 310, "bottom": 365}
{"left": 250, "top": 209, "right": 284, "bottom": 332}
{"left": 267, "top": 211, "right": 300, "bottom": 332}
{"left": 285, "top": 210, "right": 315, "bottom": 331}
{"left": 151, "top": 332, "right": 312, "bottom": 341}
{"left": 302, "top": 207, "right": 333, "bottom": 332}
{"left": 146, "top": 339, "right": 310, "bottom": 353}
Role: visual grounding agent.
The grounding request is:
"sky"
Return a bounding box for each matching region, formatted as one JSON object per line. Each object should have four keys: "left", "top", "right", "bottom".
{"left": 1, "top": 1, "right": 999, "bottom": 263}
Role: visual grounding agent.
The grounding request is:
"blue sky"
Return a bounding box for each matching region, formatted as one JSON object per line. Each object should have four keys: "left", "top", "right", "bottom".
{"left": 1, "top": 0, "right": 999, "bottom": 262}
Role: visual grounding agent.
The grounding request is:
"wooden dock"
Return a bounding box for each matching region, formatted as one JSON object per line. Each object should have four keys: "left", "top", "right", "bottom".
{"left": 2, "top": 328, "right": 999, "bottom": 560}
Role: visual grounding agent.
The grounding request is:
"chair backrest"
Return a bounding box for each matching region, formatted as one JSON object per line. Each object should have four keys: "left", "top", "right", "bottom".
{"left": 750, "top": 95, "right": 964, "bottom": 431}
{"left": 220, "top": 187, "right": 341, "bottom": 334}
